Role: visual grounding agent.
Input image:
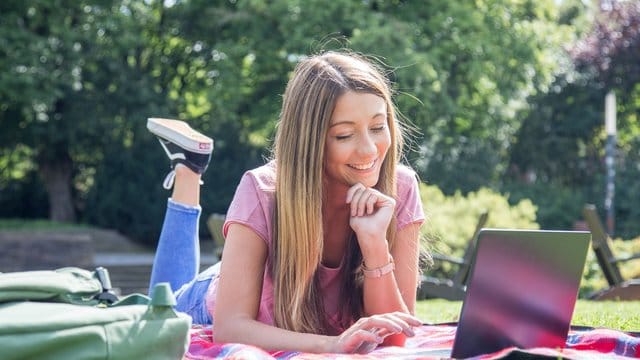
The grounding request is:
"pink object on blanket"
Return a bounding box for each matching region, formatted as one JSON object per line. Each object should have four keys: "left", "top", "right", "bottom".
{"left": 184, "top": 324, "right": 640, "bottom": 359}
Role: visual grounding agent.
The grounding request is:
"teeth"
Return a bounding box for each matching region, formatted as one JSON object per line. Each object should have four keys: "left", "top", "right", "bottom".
{"left": 351, "top": 161, "right": 375, "bottom": 170}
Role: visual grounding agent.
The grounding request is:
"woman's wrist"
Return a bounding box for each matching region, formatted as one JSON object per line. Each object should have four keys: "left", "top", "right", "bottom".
{"left": 360, "top": 238, "right": 391, "bottom": 269}
{"left": 322, "top": 335, "right": 339, "bottom": 353}
{"left": 361, "top": 255, "right": 394, "bottom": 278}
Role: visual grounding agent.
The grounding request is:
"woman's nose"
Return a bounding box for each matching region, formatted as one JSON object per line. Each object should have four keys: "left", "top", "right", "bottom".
{"left": 358, "top": 134, "right": 377, "bottom": 156}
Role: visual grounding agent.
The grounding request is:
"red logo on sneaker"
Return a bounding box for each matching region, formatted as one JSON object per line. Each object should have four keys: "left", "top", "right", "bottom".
{"left": 199, "top": 143, "right": 211, "bottom": 150}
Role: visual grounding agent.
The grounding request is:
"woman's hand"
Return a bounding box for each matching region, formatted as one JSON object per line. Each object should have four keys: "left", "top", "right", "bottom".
{"left": 346, "top": 183, "right": 395, "bottom": 240}
{"left": 329, "top": 312, "right": 421, "bottom": 354}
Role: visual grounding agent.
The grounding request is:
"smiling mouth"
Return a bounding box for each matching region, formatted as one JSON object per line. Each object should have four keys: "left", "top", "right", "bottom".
{"left": 349, "top": 160, "right": 376, "bottom": 170}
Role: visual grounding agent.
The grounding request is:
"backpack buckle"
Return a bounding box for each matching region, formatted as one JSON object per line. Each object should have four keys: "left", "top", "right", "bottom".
{"left": 94, "top": 267, "right": 118, "bottom": 304}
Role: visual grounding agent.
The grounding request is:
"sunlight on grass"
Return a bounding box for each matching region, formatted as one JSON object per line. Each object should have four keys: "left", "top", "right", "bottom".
{"left": 416, "top": 299, "right": 640, "bottom": 331}
{"left": 572, "top": 301, "right": 640, "bottom": 330}
{"left": 416, "top": 299, "right": 462, "bottom": 324}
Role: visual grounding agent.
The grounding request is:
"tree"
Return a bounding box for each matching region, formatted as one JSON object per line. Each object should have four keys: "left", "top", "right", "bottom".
{"left": 506, "top": 0, "right": 640, "bottom": 236}
{"left": 348, "top": 0, "right": 579, "bottom": 193}
{"left": 0, "top": 0, "right": 607, "bottom": 243}
{"left": 174, "top": 0, "right": 578, "bottom": 195}
{"left": 0, "top": 0, "right": 161, "bottom": 222}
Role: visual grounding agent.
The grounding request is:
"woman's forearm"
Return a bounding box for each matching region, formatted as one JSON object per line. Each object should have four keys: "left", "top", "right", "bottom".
{"left": 214, "top": 316, "right": 334, "bottom": 353}
{"left": 361, "top": 264, "right": 413, "bottom": 346}
{"left": 362, "top": 270, "right": 409, "bottom": 315}
{"left": 361, "top": 224, "right": 422, "bottom": 346}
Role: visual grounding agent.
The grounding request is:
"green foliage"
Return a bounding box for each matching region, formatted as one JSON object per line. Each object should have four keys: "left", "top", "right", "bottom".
{"left": 502, "top": 180, "right": 589, "bottom": 231}
{"left": 83, "top": 132, "right": 168, "bottom": 244}
{"left": 358, "top": 0, "right": 581, "bottom": 194}
{"left": 612, "top": 140, "right": 640, "bottom": 239}
{"left": 419, "top": 180, "right": 640, "bottom": 299}
{"left": 0, "top": 169, "right": 48, "bottom": 219}
{"left": 580, "top": 236, "right": 640, "bottom": 298}
{"left": 0, "top": 146, "right": 47, "bottom": 219}
{"left": 419, "top": 183, "right": 539, "bottom": 257}
{"left": 1, "top": 0, "right": 639, "bottom": 247}
{"left": 507, "top": 1, "right": 640, "bottom": 240}
{"left": 507, "top": 75, "right": 605, "bottom": 187}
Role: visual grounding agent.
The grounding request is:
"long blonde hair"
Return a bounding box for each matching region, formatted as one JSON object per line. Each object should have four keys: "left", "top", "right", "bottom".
{"left": 271, "top": 51, "right": 404, "bottom": 334}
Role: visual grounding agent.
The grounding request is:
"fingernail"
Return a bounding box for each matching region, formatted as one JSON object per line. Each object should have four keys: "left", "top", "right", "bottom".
{"left": 404, "top": 327, "right": 415, "bottom": 337}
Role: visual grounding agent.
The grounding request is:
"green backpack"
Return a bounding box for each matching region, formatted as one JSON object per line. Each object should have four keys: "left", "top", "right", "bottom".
{"left": 0, "top": 267, "right": 191, "bottom": 360}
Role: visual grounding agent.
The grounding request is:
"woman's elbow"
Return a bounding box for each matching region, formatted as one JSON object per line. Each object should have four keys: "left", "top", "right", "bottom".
{"left": 212, "top": 312, "right": 254, "bottom": 343}
{"left": 212, "top": 317, "right": 235, "bottom": 343}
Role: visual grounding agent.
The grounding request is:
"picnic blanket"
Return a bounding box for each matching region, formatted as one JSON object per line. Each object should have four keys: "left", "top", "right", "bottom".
{"left": 184, "top": 323, "right": 640, "bottom": 359}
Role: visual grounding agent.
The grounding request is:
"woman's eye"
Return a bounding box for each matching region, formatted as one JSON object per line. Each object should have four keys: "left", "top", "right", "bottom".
{"left": 371, "top": 126, "right": 386, "bottom": 132}
{"left": 336, "top": 135, "right": 352, "bottom": 140}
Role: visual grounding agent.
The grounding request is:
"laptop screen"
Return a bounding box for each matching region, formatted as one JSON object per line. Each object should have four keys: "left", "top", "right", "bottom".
{"left": 451, "top": 229, "right": 591, "bottom": 359}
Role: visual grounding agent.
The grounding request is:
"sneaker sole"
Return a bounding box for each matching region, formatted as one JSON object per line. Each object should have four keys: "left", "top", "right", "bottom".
{"left": 147, "top": 118, "right": 213, "bottom": 154}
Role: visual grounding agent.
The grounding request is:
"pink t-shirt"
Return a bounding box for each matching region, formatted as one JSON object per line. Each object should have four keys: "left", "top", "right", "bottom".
{"left": 206, "top": 161, "right": 425, "bottom": 331}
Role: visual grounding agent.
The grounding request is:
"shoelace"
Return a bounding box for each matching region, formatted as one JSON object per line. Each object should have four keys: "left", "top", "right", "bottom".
{"left": 162, "top": 169, "right": 177, "bottom": 190}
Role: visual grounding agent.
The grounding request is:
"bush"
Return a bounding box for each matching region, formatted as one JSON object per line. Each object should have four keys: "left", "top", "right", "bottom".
{"left": 83, "top": 136, "right": 168, "bottom": 245}
{"left": 0, "top": 170, "right": 48, "bottom": 219}
{"left": 502, "top": 180, "right": 587, "bottom": 231}
{"left": 419, "top": 182, "right": 640, "bottom": 298}
{"left": 82, "top": 118, "right": 265, "bottom": 246}
{"left": 420, "top": 183, "right": 539, "bottom": 258}
{"left": 579, "top": 235, "right": 640, "bottom": 298}
{"left": 419, "top": 183, "right": 539, "bottom": 281}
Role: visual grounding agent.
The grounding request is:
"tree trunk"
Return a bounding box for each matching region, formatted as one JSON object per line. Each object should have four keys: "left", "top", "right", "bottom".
{"left": 38, "top": 153, "right": 76, "bottom": 223}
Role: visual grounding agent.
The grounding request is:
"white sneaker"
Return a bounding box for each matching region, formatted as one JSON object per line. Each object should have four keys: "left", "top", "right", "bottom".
{"left": 147, "top": 118, "right": 214, "bottom": 189}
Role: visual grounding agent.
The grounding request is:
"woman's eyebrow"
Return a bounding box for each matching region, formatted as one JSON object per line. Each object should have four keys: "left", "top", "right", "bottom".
{"left": 329, "top": 120, "right": 355, "bottom": 128}
{"left": 330, "top": 112, "right": 386, "bottom": 128}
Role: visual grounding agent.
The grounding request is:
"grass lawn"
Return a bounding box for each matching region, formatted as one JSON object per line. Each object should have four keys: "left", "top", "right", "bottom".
{"left": 416, "top": 299, "right": 640, "bottom": 331}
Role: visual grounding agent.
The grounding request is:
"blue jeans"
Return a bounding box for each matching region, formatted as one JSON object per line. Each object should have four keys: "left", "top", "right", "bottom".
{"left": 149, "top": 199, "right": 217, "bottom": 324}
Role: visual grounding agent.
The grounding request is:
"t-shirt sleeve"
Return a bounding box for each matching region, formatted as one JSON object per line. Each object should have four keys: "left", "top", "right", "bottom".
{"left": 223, "top": 172, "right": 270, "bottom": 244}
{"left": 396, "top": 166, "right": 425, "bottom": 230}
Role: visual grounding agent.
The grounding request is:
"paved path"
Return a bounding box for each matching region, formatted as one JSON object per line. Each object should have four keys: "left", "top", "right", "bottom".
{"left": 93, "top": 252, "right": 218, "bottom": 295}
{"left": 94, "top": 252, "right": 218, "bottom": 266}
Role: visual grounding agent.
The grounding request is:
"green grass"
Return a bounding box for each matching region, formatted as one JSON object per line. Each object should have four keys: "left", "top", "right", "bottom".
{"left": 416, "top": 299, "right": 640, "bottom": 331}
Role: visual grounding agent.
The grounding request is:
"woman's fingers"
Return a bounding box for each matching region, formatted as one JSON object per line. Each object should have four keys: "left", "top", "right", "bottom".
{"left": 336, "top": 326, "right": 382, "bottom": 353}
{"left": 345, "top": 182, "right": 365, "bottom": 204}
{"left": 336, "top": 312, "right": 422, "bottom": 353}
{"left": 346, "top": 183, "right": 368, "bottom": 216}
{"left": 346, "top": 183, "right": 394, "bottom": 217}
{"left": 353, "top": 340, "right": 380, "bottom": 354}
{"left": 367, "top": 312, "right": 420, "bottom": 337}
{"left": 352, "top": 190, "right": 376, "bottom": 216}
{"left": 355, "top": 328, "right": 383, "bottom": 344}
{"left": 358, "top": 313, "right": 420, "bottom": 339}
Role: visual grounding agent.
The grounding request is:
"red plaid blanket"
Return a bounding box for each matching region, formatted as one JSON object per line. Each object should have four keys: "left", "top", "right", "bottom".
{"left": 184, "top": 324, "right": 639, "bottom": 359}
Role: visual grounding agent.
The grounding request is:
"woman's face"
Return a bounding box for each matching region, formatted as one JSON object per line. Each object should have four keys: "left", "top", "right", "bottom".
{"left": 324, "top": 91, "right": 391, "bottom": 188}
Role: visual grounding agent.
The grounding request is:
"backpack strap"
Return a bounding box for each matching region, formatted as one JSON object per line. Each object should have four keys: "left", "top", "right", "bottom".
{"left": 0, "top": 267, "right": 113, "bottom": 305}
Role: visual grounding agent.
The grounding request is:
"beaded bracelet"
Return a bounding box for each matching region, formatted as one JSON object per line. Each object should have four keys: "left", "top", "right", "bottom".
{"left": 361, "top": 256, "right": 395, "bottom": 278}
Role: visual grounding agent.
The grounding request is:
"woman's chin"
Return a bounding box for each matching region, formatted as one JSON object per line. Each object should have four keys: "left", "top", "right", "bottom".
{"left": 344, "top": 173, "right": 379, "bottom": 188}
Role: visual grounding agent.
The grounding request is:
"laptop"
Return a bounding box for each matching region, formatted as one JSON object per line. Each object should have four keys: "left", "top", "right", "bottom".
{"left": 450, "top": 229, "right": 591, "bottom": 359}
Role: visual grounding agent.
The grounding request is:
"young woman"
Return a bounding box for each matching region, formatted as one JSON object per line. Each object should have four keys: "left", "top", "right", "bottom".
{"left": 148, "top": 51, "right": 425, "bottom": 354}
